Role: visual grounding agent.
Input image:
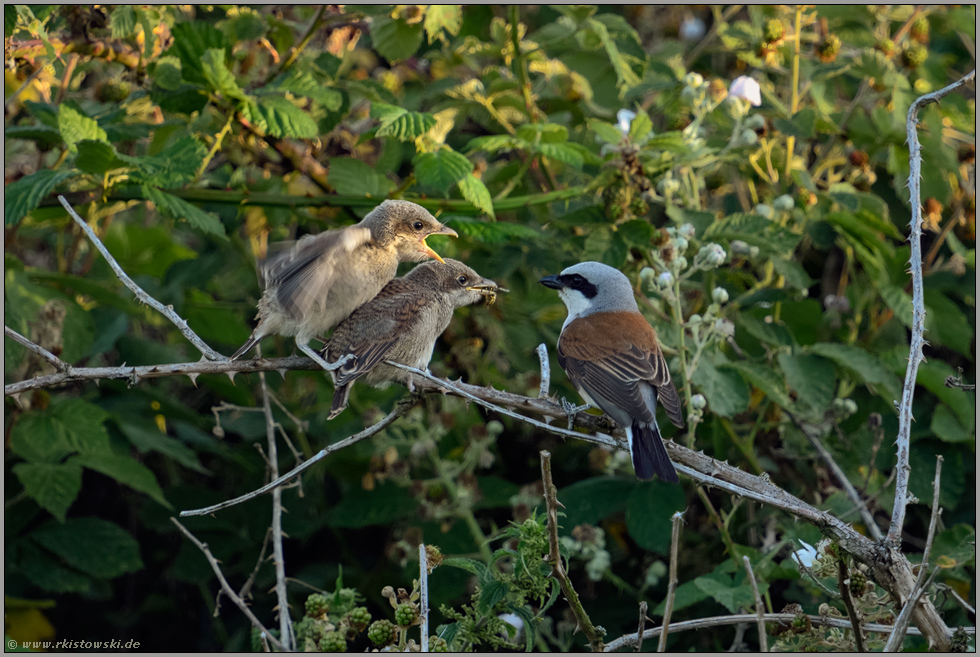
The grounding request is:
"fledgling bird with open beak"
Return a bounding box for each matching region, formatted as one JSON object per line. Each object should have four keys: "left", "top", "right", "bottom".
{"left": 540, "top": 262, "right": 685, "bottom": 482}
{"left": 323, "top": 259, "right": 500, "bottom": 419}
{"left": 229, "top": 200, "right": 457, "bottom": 369}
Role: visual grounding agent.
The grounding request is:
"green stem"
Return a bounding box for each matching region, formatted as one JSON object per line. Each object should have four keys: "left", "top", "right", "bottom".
{"left": 785, "top": 7, "right": 803, "bottom": 179}
{"left": 197, "top": 110, "right": 236, "bottom": 181}
{"left": 276, "top": 5, "right": 328, "bottom": 78}
{"left": 670, "top": 276, "right": 697, "bottom": 448}
{"left": 696, "top": 487, "right": 741, "bottom": 564}
{"left": 493, "top": 155, "right": 531, "bottom": 201}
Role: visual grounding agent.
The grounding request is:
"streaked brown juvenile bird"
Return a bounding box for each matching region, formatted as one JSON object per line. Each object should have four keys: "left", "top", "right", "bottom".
{"left": 540, "top": 262, "right": 685, "bottom": 482}
{"left": 322, "top": 258, "right": 499, "bottom": 419}
{"left": 229, "top": 200, "right": 457, "bottom": 369}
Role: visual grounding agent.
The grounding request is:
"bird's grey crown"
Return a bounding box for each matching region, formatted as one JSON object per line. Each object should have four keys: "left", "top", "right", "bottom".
{"left": 559, "top": 261, "right": 639, "bottom": 315}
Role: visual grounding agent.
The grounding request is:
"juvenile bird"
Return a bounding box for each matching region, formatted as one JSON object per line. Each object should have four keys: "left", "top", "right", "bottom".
{"left": 230, "top": 200, "right": 457, "bottom": 369}
{"left": 323, "top": 258, "right": 499, "bottom": 419}
{"left": 540, "top": 262, "right": 685, "bottom": 482}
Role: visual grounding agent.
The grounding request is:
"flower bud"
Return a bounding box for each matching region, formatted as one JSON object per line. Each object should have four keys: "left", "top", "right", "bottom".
{"left": 755, "top": 203, "right": 774, "bottom": 218}
{"left": 773, "top": 194, "right": 795, "bottom": 211}
{"left": 691, "top": 394, "right": 707, "bottom": 410}
{"left": 739, "top": 129, "right": 758, "bottom": 146}
{"left": 730, "top": 239, "right": 751, "bottom": 255}
{"left": 744, "top": 114, "right": 766, "bottom": 131}
{"left": 639, "top": 267, "right": 656, "bottom": 286}
{"left": 670, "top": 256, "right": 688, "bottom": 272}
{"left": 657, "top": 271, "right": 674, "bottom": 288}
{"left": 712, "top": 287, "right": 729, "bottom": 304}
{"left": 688, "top": 313, "right": 702, "bottom": 325}
{"left": 684, "top": 72, "right": 704, "bottom": 89}
{"left": 678, "top": 222, "right": 696, "bottom": 238}
{"left": 658, "top": 178, "right": 681, "bottom": 196}
{"left": 673, "top": 236, "right": 689, "bottom": 252}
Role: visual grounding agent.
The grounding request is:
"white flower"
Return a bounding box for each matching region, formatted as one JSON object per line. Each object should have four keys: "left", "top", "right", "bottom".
{"left": 791, "top": 539, "right": 819, "bottom": 568}
{"left": 616, "top": 108, "right": 637, "bottom": 135}
{"left": 678, "top": 223, "right": 696, "bottom": 238}
{"left": 729, "top": 76, "right": 762, "bottom": 107}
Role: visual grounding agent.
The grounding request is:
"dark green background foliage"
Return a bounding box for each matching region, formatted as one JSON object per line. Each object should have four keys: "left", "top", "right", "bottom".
{"left": 4, "top": 5, "right": 975, "bottom": 651}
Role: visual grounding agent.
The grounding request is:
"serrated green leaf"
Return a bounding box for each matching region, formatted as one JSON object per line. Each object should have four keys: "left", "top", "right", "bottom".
{"left": 13, "top": 461, "right": 82, "bottom": 522}
{"left": 778, "top": 353, "right": 836, "bottom": 411}
{"left": 5, "top": 5, "right": 16, "bottom": 37}
{"left": 74, "top": 140, "right": 128, "bottom": 175}
{"left": 327, "top": 482, "right": 418, "bottom": 527}
{"left": 477, "top": 578, "right": 508, "bottom": 614}
{"left": 109, "top": 5, "right": 136, "bottom": 39}
{"left": 450, "top": 218, "right": 542, "bottom": 243}
{"left": 151, "top": 83, "right": 209, "bottom": 114}
{"left": 558, "top": 477, "right": 637, "bottom": 527}
{"left": 119, "top": 421, "right": 209, "bottom": 474}
{"left": 218, "top": 8, "right": 266, "bottom": 42}
{"left": 152, "top": 55, "right": 183, "bottom": 91}
{"left": 808, "top": 343, "right": 902, "bottom": 404}
{"left": 625, "top": 481, "right": 687, "bottom": 552}
{"left": 727, "top": 361, "right": 794, "bottom": 409}
{"left": 327, "top": 157, "right": 391, "bottom": 198}
{"left": 691, "top": 362, "right": 750, "bottom": 417}
{"left": 916, "top": 361, "right": 975, "bottom": 433}
{"left": 141, "top": 186, "right": 227, "bottom": 237}
{"left": 628, "top": 110, "right": 653, "bottom": 142}
{"left": 5, "top": 124, "right": 63, "bottom": 146}
{"left": 371, "top": 102, "right": 437, "bottom": 140}
{"left": 931, "top": 524, "right": 976, "bottom": 568}
{"left": 693, "top": 574, "right": 756, "bottom": 613}
{"left": 538, "top": 142, "right": 595, "bottom": 168}
{"left": 737, "top": 314, "right": 795, "bottom": 347}
{"left": 414, "top": 149, "right": 472, "bottom": 194}
{"left": 652, "top": 577, "right": 710, "bottom": 615}
{"left": 57, "top": 105, "right": 107, "bottom": 153}
{"left": 314, "top": 52, "right": 342, "bottom": 78}
{"left": 704, "top": 213, "right": 802, "bottom": 256}
{"left": 880, "top": 285, "right": 913, "bottom": 329}
{"left": 457, "top": 174, "right": 494, "bottom": 219}
{"left": 166, "top": 21, "right": 228, "bottom": 86}
{"left": 466, "top": 134, "right": 522, "bottom": 154}
{"left": 371, "top": 15, "right": 423, "bottom": 62}
{"left": 516, "top": 123, "right": 568, "bottom": 144}
{"left": 9, "top": 399, "right": 111, "bottom": 463}
{"left": 931, "top": 404, "right": 972, "bottom": 443}
{"left": 73, "top": 453, "right": 171, "bottom": 508}
{"left": 261, "top": 72, "right": 343, "bottom": 111}
{"left": 242, "top": 95, "right": 318, "bottom": 139}
{"left": 773, "top": 108, "right": 816, "bottom": 139}
{"left": 441, "top": 557, "right": 489, "bottom": 577}
{"left": 588, "top": 119, "right": 624, "bottom": 145}
{"left": 200, "top": 48, "right": 245, "bottom": 100}
{"left": 4, "top": 169, "right": 77, "bottom": 225}
{"left": 31, "top": 518, "right": 144, "bottom": 578}
{"left": 924, "top": 289, "right": 972, "bottom": 356}
{"left": 16, "top": 546, "right": 92, "bottom": 593}
{"left": 424, "top": 5, "right": 462, "bottom": 43}
{"left": 771, "top": 258, "right": 814, "bottom": 289}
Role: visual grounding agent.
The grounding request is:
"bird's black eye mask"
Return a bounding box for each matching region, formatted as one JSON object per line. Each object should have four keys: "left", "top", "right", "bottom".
{"left": 559, "top": 273, "right": 598, "bottom": 299}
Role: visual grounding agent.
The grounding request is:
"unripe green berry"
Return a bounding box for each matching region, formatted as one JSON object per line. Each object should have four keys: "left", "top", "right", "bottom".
{"left": 901, "top": 44, "right": 928, "bottom": 68}
{"left": 910, "top": 16, "right": 929, "bottom": 43}
{"left": 305, "top": 593, "right": 330, "bottom": 618}
{"left": 712, "top": 287, "right": 729, "bottom": 304}
{"left": 367, "top": 620, "right": 396, "bottom": 646}
{"left": 430, "top": 637, "right": 449, "bottom": 652}
{"left": 319, "top": 631, "right": 347, "bottom": 653}
{"left": 816, "top": 34, "right": 841, "bottom": 62}
{"left": 763, "top": 19, "right": 784, "bottom": 44}
{"left": 773, "top": 194, "right": 795, "bottom": 212}
{"left": 347, "top": 606, "right": 371, "bottom": 632}
{"left": 875, "top": 38, "right": 895, "bottom": 57}
{"left": 394, "top": 603, "right": 418, "bottom": 627}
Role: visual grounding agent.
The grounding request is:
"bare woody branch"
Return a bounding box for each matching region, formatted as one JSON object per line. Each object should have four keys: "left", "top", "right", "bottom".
{"left": 4, "top": 325, "right": 70, "bottom": 373}
{"left": 742, "top": 556, "right": 768, "bottom": 652}
{"left": 57, "top": 195, "right": 225, "bottom": 362}
{"left": 888, "top": 69, "right": 976, "bottom": 546}
{"left": 658, "top": 512, "right": 684, "bottom": 652}
{"left": 170, "top": 518, "right": 286, "bottom": 652}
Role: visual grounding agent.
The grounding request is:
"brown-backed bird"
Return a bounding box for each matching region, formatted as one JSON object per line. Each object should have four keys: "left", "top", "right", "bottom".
{"left": 323, "top": 258, "right": 499, "bottom": 419}
{"left": 540, "top": 262, "right": 685, "bottom": 482}
{"left": 229, "top": 200, "right": 457, "bottom": 369}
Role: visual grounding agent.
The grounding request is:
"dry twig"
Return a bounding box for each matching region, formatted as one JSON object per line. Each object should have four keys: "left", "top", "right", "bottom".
{"left": 658, "top": 512, "right": 684, "bottom": 652}
{"left": 742, "top": 556, "right": 768, "bottom": 652}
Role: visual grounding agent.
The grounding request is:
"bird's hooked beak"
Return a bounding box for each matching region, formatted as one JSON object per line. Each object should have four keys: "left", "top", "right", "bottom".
{"left": 420, "top": 224, "right": 459, "bottom": 264}
{"left": 467, "top": 278, "right": 508, "bottom": 306}
{"left": 539, "top": 274, "right": 563, "bottom": 290}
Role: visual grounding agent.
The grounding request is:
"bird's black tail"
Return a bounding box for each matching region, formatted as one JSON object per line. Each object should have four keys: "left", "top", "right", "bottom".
{"left": 229, "top": 335, "right": 259, "bottom": 361}
{"left": 631, "top": 420, "right": 679, "bottom": 483}
{"left": 328, "top": 384, "right": 352, "bottom": 420}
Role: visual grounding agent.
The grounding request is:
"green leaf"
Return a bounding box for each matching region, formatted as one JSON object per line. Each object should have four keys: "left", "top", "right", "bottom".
{"left": 691, "top": 361, "right": 750, "bottom": 417}
{"left": 3, "top": 169, "right": 77, "bottom": 225}
{"left": 625, "top": 482, "right": 687, "bottom": 552}
{"left": 16, "top": 546, "right": 92, "bottom": 593}
{"left": 57, "top": 104, "right": 107, "bottom": 153}
{"left": 737, "top": 314, "right": 795, "bottom": 347}
{"left": 131, "top": 134, "right": 206, "bottom": 187}
{"left": 314, "top": 52, "right": 343, "bottom": 79}
{"left": 931, "top": 404, "right": 972, "bottom": 443}
{"left": 449, "top": 218, "right": 542, "bottom": 243}
{"left": 242, "top": 96, "right": 318, "bottom": 139}
{"left": 727, "top": 361, "right": 795, "bottom": 409}
{"left": 370, "top": 102, "right": 437, "bottom": 140}
{"left": 74, "top": 140, "right": 128, "bottom": 175}
{"left": 628, "top": 110, "right": 653, "bottom": 142}
{"left": 778, "top": 353, "right": 836, "bottom": 411}
{"left": 166, "top": 21, "right": 228, "bottom": 86}
{"left": 31, "top": 518, "right": 143, "bottom": 578}
{"left": 693, "top": 574, "right": 756, "bottom": 613}
{"left": 457, "top": 174, "right": 495, "bottom": 219}
{"left": 704, "top": 213, "right": 801, "bottom": 256}
{"left": 423, "top": 5, "right": 462, "bottom": 43}
{"left": 924, "top": 289, "right": 972, "bottom": 356}
{"left": 931, "top": 524, "right": 976, "bottom": 569}
{"left": 916, "top": 361, "right": 975, "bottom": 433}
{"left": 808, "top": 343, "right": 902, "bottom": 403}
{"left": 109, "top": 5, "right": 137, "bottom": 39}
{"left": 4, "top": 124, "right": 63, "bottom": 146}
{"left": 151, "top": 55, "right": 183, "bottom": 91}
{"left": 73, "top": 453, "right": 171, "bottom": 508}
{"left": 441, "top": 557, "right": 489, "bottom": 577}
{"left": 218, "top": 8, "right": 266, "bottom": 42}
{"left": 328, "top": 482, "right": 418, "bottom": 528}
{"left": 200, "top": 48, "right": 245, "bottom": 100}
{"left": 414, "top": 149, "right": 472, "bottom": 195}
{"left": 516, "top": 123, "right": 569, "bottom": 144}
{"left": 477, "top": 578, "right": 509, "bottom": 615}
{"left": 371, "top": 15, "right": 423, "bottom": 62}
{"left": 9, "top": 399, "right": 111, "bottom": 463}
{"left": 773, "top": 108, "right": 816, "bottom": 139}
{"left": 327, "top": 157, "right": 391, "bottom": 198}
{"left": 652, "top": 578, "right": 710, "bottom": 615}
{"left": 141, "top": 186, "right": 227, "bottom": 237}
{"left": 584, "top": 17, "right": 641, "bottom": 95}
{"left": 5, "top": 5, "right": 16, "bottom": 37}
{"left": 771, "top": 258, "right": 814, "bottom": 289}
{"left": 588, "top": 119, "right": 625, "bottom": 145}
{"left": 13, "top": 461, "right": 82, "bottom": 522}
{"left": 261, "top": 72, "right": 343, "bottom": 111}
{"left": 558, "top": 477, "right": 637, "bottom": 527}
{"left": 118, "top": 421, "right": 209, "bottom": 474}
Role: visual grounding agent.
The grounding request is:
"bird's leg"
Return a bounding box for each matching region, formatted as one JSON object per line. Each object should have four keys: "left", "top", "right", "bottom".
{"left": 299, "top": 344, "right": 353, "bottom": 372}
{"left": 560, "top": 397, "right": 592, "bottom": 429}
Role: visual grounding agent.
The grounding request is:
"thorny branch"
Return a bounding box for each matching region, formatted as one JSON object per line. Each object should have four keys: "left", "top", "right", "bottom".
{"left": 887, "top": 69, "right": 976, "bottom": 546}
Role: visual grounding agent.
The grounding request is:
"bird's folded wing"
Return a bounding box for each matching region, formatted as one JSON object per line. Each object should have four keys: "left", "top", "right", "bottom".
{"left": 260, "top": 227, "right": 373, "bottom": 321}
{"left": 327, "top": 291, "right": 432, "bottom": 387}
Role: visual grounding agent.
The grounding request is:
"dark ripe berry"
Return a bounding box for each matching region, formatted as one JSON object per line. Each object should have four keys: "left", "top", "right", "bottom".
{"left": 367, "top": 620, "right": 396, "bottom": 646}
{"left": 763, "top": 19, "right": 785, "bottom": 44}
{"left": 848, "top": 150, "right": 869, "bottom": 168}
{"left": 816, "top": 34, "right": 841, "bottom": 63}
{"left": 901, "top": 45, "right": 928, "bottom": 68}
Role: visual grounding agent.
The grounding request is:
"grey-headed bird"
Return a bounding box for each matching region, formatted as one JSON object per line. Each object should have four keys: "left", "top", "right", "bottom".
{"left": 323, "top": 259, "right": 499, "bottom": 419}
{"left": 230, "top": 200, "right": 457, "bottom": 369}
{"left": 540, "top": 262, "right": 684, "bottom": 482}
